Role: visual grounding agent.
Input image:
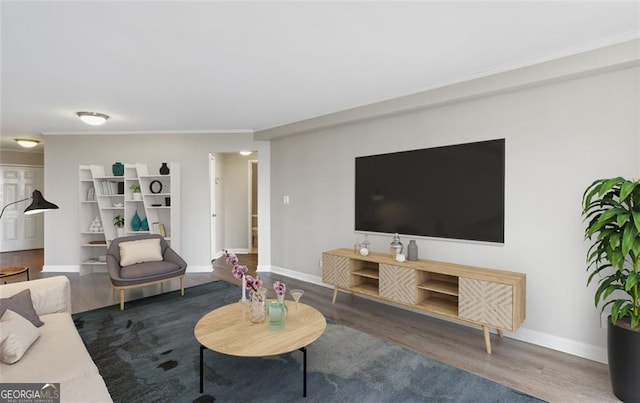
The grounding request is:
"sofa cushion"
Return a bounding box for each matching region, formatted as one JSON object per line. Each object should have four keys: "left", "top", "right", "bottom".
{"left": 1, "top": 313, "right": 100, "bottom": 381}
{"left": 119, "top": 238, "right": 163, "bottom": 266}
{"left": 0, "top": 289, "right": 44, "bottom": 327}
{"left": 0, "top": 309, "right": 41, "bottom": 364}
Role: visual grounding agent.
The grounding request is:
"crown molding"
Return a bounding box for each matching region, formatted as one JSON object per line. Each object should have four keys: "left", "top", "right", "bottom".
{"left": 255, "top": 37, "right": 640, "bottom": 141}
{"left": 42, "top": 129, "right": 255, "bottom": 136}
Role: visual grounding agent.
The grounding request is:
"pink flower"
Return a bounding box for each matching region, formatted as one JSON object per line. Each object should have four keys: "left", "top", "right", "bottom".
{"left": 245, "top": 275, "right": 263, "bottom": 291}
{"left": 231, "top": 265, "right": 248, "bottom": 279}
{"left": 273, "top": 280, "right": 286, "bottom": 296}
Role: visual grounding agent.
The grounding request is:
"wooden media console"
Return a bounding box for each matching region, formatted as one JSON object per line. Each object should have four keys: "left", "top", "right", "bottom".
{"left": 322, "top": 248, "right": 526, "bottom": 353}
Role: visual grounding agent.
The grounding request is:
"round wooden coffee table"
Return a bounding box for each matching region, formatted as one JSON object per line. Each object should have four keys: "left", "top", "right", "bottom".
{"left": 0, "top": 266, "right": 29, "bottom": 283}
{"left": 195, "top": 301, "right": 326, "bottom": 397}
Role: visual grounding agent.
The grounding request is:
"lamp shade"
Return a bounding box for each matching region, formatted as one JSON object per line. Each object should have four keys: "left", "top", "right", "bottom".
{"left": 24, "top": 190, "right": 59, "bottom": 215}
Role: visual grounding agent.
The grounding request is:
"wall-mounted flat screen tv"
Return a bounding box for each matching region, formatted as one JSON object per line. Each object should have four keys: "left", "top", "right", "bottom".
{"left": 355, "top": 139, "right": 505, "bottom": 243}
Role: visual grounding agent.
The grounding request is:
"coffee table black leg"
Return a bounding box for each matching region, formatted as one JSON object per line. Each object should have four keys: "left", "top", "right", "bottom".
{"left": 200, "top": 345, "right": 205, "bottom": 393}
{"left": 299, "top": 347, "right": 307, "bottom": 397}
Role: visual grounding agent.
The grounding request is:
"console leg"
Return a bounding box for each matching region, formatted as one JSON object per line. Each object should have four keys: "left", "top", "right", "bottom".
{"left": 200, "top": 345, "right": 205, "bottom": 393}
{"left": 332, "top": 287, "right": 338, "bottom": 304}
{"left": 498, "top": 329, "right": 504, "bottom": 338}
{"left": 483, "top": 325, "right": 492, "bottom": 354}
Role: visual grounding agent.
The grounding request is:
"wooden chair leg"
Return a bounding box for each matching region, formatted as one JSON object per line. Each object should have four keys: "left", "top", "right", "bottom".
{"left": 180, "top": 276, "right": 185, "bottom": 296}
{"left": 120, "top": 289, "right": 125, "bottom": 310}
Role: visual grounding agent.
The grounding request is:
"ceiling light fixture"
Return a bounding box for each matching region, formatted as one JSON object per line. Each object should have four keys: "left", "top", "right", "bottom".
{"left": 239, "top": 151, "right": 252, "bottom": 156}
{"left": 14, "top": 139, "right": 41, "bottom": 148}
{"left": 76, "top": 111, "right": 110, "bottom": 126}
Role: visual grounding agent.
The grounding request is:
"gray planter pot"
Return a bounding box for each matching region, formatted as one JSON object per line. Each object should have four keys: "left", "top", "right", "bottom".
{"left": 607, "top": 316, "right": 640, "bottom": 402}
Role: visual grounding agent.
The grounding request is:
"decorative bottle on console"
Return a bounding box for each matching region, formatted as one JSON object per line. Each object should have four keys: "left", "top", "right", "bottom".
{"left": 407, "top": 240, "right": 418, "bottom": 261}
{"left": 390, "top": 233, "right": 403, "bottom": 259}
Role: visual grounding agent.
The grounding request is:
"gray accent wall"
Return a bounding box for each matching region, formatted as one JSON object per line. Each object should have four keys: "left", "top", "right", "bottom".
{"left": 269, "top": 65, "right": 639, "bottom": 363}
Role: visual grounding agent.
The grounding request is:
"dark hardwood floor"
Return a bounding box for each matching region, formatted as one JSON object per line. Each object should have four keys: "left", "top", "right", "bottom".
{"left": 0, "top": 249, "right": 614, "bottom": 402}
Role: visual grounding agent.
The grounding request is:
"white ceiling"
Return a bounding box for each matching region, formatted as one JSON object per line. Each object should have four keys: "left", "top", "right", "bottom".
{"left": 1, "top": 1, "right": 639, "bottom": 151}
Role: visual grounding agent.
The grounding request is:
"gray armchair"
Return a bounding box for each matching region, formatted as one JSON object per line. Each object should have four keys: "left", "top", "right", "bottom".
{"left": 106, "top": 234, "right": 187, "bottom": 310}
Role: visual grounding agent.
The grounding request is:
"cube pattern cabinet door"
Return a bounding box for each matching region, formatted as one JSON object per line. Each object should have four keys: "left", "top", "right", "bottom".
{"left": 322, "top": 254, "right": 351, "bottom": 288}
{"left": 458, "top": 278, "right": 513, "bottom": 330}
{"left": 379, "top": 264, "right": 418, "bottom": 304}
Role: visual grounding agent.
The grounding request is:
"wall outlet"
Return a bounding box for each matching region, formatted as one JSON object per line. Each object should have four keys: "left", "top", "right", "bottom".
{"left": 283, "top": 195, "right": 290, "bottom": 204}
{"left": 319, "top": 259, "right": 323, "bottom": 268}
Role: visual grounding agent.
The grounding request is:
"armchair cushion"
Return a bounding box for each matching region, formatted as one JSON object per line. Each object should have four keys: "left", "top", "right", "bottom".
{"left": 119, "top": 238, "right": 163, "bottom": 266}
{"left": 120, "top": 261, "right": 183, "bottom": 279}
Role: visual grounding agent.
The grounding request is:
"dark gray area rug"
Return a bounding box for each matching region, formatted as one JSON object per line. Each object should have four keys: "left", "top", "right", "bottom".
{"left": 73, "top": 281, "right": 543, "bottom": 403}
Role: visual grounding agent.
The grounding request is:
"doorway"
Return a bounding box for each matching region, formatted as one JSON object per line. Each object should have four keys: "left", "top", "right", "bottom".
{"left": 249, "top": 160, "right": 258, "bottom": 254}
{"left": 209, "top": 152, "right": 259, "bottom": 259}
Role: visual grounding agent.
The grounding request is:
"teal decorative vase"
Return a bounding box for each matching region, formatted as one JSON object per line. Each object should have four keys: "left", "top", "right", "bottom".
{"left": 141, "top": 217, "right": 149, "bottom": 231}
{"left": 112, "top": 162, "right": 124, "bottom": 176}
{"left": 268, "top": 300, "right": 286, "bottom": 331}
{"left": 131, "top": 211, "right": 142, "bottom": 231}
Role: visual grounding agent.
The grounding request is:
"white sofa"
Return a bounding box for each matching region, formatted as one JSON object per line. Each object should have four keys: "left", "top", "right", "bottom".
{"left": 0, "top": 276, "right": 112, "bottom": 402}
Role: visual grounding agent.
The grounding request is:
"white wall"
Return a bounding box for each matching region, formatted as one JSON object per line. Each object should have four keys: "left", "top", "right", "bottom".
{"left": 269, "top": 65, "right": 639, "bottom": 363}
{"left": 43, "top": 132, "right": 270, "bottom": 272}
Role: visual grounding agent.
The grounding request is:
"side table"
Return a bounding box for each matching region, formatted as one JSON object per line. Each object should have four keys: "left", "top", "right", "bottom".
{"left": 0, "top": 266, "right": 30, "bottom": 284}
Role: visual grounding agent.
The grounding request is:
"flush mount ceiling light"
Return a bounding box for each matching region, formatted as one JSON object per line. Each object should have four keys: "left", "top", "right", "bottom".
{"left": 76, "top": 111, "right": 110, "bottom": 126}
{"left": 239, "top": 151, "right": 252, "bottom": 156}
{"left": 14, "top": 139, "right": 41, "bottom": 148}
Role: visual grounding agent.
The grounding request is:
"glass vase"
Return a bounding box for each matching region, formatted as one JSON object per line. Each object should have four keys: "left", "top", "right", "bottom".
{"left": 268, "top": 300, "right": 286, "bottom": 331}
{"left": 249, "top": 288, "right": 267, "bottom": 323}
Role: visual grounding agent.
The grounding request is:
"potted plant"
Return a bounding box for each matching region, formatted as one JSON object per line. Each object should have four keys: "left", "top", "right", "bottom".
{"left": 582, "top": 177, "right": 639, "bottom": 402}
{"left": 113, "top": 215, "right": 125, "bottom": 238}
{"left": 129, "top": 183, "right": 142, "bottom": 200}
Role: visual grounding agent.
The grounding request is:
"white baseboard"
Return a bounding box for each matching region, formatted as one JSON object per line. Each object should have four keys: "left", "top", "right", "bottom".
{"left": 267, "top": 264, "right": 609, "bottom": 365}
{"left": 510, "top": 327, "right": 608, "bottom": 364}
{"left": 256, "top": 264, "right": 271, "bottom": 273}
{"left": 225, "top": 248, "right": 250, "bottom": 255}
{"left": 268, "top": 265, "right": 326, "bottom": 287}
{"left": 186, "top": 265, "right": 213, "bottom": 273}
{"left": 42, "top": 265, "right": 79, "bottom": 272}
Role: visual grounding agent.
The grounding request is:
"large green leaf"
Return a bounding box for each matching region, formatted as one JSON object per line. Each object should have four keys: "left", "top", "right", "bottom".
{"left": 632, "top": 211, "right": 640, "bottom": 233}
{"left": 599, "top": 177, "right": 624, "bottom": 196}
{"left": 582, "top": 179, "right": 607, "bottom": 209}
{"left": 622, "top": 223, "right": 638, "bottom": 257}
{"left": 609, "top": 232, "right": 621, "bottom": 250}
{"left": 617, "top": 213, "right": 630, "bottom": 227}
{"left": 625, "top": 271, "right": 638, "bottom": 292}
{"left": 619, "top": 180, "right": 637, "bottom": 202}
{"left": 611, "top": 249, "right": 625, "bottom": 269}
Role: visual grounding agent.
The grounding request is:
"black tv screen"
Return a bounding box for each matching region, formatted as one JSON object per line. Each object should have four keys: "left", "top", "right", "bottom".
{"left": 355, "top": 139, "right": 505, "bottom": 243}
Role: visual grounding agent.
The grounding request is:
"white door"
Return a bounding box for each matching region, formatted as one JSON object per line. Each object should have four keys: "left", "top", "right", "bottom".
{"left": 0, "top": 165, "right": 45, "bottom": 252}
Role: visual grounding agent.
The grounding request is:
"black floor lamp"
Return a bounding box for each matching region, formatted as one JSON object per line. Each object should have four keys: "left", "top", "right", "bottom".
{"left": 0, "top": 189, "right": 59, "bottom": 220}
